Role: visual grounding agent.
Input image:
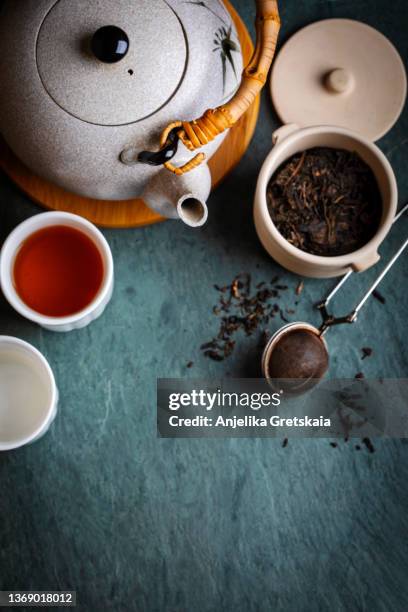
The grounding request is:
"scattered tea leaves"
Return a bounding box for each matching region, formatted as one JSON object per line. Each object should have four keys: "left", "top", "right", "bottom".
{"left": 201, "top": 274, "right": 300, "bottom": 361}
{"left": 327, "top": 438, "right": 374, "bottom": 452}
{"left": 361, "top": 347, "right": 373, "bottom": 360}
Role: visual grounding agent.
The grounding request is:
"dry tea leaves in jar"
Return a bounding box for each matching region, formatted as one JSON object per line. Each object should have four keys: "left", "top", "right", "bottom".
{"left": 267, "top": 147, "right": 382, "bottom": 256}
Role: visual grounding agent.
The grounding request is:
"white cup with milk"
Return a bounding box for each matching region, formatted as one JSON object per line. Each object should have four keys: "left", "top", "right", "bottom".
{"left": 0, "top": 336, "right": 58, "bottom": 451}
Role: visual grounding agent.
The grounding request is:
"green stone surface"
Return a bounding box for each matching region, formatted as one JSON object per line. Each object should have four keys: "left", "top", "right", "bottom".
{"left": 1, "top": 1, "right": 408, "bottom": 610}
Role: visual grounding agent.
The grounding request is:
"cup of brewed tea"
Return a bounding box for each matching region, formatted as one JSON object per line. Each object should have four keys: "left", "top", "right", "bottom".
{"left": 0, "top": 212, "right": 114, "bottom": 331}
{"left": 0, "top": 336, "right": 58, "bottom": 451}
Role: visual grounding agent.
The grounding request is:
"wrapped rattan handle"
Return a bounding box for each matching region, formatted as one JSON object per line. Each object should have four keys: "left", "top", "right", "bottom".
{"left": 162, "top": 0, "right": 280, "bottom": 175}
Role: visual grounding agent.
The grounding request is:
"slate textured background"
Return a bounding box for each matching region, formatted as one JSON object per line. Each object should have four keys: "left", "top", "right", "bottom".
{"left": 1, "top": 1, "right": 408, "bottom": 611}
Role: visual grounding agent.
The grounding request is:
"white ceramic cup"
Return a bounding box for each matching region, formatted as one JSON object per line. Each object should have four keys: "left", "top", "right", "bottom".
{"left": 0, "top": 336, "right": 58, "bottom": 451}
{"left": 0, "top": 212, "right": 114, "bottom": 332}
{"left": 254, "top": 125, "right": 398, "bottom": 278}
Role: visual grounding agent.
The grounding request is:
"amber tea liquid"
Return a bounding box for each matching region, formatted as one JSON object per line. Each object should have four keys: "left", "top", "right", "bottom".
{"left": 13, "top": 225, "right": 104, "bottom": 317}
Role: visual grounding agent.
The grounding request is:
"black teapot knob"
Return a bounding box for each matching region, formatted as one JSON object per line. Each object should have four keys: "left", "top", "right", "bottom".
{"left": 91, "top": 26, "right": 129, "bottom": 63}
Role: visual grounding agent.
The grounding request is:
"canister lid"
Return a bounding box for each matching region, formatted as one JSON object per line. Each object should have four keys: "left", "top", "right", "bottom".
{"left": 36, "top": 0, "right": 187, "bottom": 126}
{"left": 270, "top": 19, "right": 407, "bottom": 141}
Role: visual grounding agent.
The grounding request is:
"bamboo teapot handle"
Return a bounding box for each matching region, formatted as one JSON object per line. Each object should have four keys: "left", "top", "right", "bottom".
{"left": 139, "top": 0, "right": 281, "bottom": 175}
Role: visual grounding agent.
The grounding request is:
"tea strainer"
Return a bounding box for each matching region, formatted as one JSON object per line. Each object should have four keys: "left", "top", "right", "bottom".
{"left": 262, "top": 203, "right": 408, "bottom": 392}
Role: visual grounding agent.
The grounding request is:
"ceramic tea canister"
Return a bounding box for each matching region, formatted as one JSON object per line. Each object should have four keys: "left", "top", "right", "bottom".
{"left": 254, "top": 19, "right": 407, "bottom": 278}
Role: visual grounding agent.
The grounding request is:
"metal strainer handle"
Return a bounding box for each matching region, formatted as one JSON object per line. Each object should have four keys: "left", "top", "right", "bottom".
{"left": 317, "top": 203, "right": 408, "bottom": 333}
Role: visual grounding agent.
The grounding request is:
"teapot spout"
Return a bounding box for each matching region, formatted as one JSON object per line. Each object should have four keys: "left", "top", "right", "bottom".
{"left": 141, "top": 162, "right": 211, "bottom": 228}
{"left": 176, "top": 194, "right": 209, "bottom": 228}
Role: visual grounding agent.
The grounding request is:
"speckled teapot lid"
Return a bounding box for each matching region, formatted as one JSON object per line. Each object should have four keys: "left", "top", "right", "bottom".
{"left": 36, "top": 0, "right": 187, "bottom": 126}
{"left": 270, "top": 19, "right": 407, "bottom": 141}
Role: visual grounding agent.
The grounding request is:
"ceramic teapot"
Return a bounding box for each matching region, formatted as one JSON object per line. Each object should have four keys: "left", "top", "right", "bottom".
{"left": 0, "top": 0, "right": 280, "bottom": 227}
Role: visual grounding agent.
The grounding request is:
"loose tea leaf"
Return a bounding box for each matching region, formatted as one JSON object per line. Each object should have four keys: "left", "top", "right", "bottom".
{"left": 267, "top": 147, "right": 382, "bottom": 256}
{"left": 295, "top": 281, "right": 304, "bottom": 296}
{"left": 372, "top": 289, "right": 386, "bottom": 304}
{"left": 361, "top": 347, "right": 373, "bottom": 360}
{"left": 279, "top": 310, "right": 289, "bottom": 323}
{"left": 362, "top": 437, "right": 375, "bottom": 453}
